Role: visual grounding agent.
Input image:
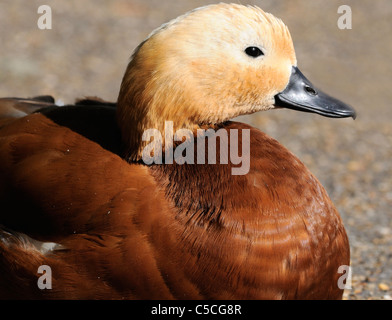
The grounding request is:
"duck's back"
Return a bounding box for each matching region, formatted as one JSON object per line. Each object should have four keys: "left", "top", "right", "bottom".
{"left": 0, "top": 98, "right": 349, "bottom": 299}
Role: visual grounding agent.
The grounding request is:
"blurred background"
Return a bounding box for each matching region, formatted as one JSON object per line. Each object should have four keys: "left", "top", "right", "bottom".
{"left": 0, "top": 0, "right": 391, "bottom": 299}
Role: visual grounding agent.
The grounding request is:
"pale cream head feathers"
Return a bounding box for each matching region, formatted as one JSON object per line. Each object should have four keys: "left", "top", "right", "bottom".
{"left": 117, "top": 3, "right": 297, "bottom": 160}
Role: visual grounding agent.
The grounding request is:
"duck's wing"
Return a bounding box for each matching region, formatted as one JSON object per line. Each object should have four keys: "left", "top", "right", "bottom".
{"left": 0, "top": 96, "right": 55, "bottom": 127}
{"left": 0, "top": 97, "right": 176, "bottom": 299}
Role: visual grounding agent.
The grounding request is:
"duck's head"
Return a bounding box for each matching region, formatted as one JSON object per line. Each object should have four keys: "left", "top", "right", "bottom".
{"left": 117, "top": 3, "right": 356, "bottom": 161}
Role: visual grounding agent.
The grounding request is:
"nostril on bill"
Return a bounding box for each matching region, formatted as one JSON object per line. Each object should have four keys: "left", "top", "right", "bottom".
{"left": 304, "top": 85, "right": 317, "bottom": 96}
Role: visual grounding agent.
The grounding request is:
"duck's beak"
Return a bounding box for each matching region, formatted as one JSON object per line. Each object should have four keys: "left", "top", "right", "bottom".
{"left": 274, "top": 66, "right": 356, "bottom": 119}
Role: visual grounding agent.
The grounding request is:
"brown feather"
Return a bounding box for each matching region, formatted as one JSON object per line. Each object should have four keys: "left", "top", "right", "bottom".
{"left": 0, "top": 106, "right": 349, "bottom": 299}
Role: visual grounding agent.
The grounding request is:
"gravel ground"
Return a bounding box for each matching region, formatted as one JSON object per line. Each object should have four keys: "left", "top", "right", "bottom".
{"left": 0, "top": 0, "right": 391, "bottom": 300}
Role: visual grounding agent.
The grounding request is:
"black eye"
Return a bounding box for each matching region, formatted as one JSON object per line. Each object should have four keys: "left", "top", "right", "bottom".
{"left": 245, "top": 46, "right": 264, "bottom": 58}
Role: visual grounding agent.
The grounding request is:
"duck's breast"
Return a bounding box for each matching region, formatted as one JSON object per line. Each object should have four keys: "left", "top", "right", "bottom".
{"left": 149, "top": 121, "right": 349, "bottom": 299}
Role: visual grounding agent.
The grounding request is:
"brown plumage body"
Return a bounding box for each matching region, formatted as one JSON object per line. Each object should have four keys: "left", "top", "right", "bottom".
{"left": 0, "top": 100, "right": 349, "bottom": 299}
{"left": 0, "top": 4, "right": 352, "bottom": 299}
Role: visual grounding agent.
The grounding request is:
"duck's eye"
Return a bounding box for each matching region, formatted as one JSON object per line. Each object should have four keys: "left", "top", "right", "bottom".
{"left": 245, "top": 46, "right": 264, "bottom": 58}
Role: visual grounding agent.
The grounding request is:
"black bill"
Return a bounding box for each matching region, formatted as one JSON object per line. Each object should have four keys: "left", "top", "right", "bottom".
{"left": 274, "top": 66, "right": 356, "bottom": 119}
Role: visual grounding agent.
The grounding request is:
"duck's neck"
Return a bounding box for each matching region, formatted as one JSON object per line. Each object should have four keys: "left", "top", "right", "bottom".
{"left": 116, "top": 87, "right": 224, "bottom": 162}
{"left": 116, "top": 108, "right": 202, "bottom": 162}
{"left": 116, "top": 53, "right": 253, "bottom": 162}
{"left": 116, "top": 59, "right": 210, "bottom": 161}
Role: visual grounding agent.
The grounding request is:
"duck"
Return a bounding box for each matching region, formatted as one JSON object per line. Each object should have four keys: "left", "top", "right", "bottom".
{"left": 0, "top": 3, "right": 355, "bottom": 300}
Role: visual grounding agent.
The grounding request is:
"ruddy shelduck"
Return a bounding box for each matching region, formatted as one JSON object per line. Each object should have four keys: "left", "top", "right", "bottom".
{"left": 0, "top": 3, "right": 355, "bottom": 299}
